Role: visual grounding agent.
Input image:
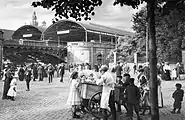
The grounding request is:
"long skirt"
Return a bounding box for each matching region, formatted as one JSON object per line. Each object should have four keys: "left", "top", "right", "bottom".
{"left": 173, "top": 100, "right": 182, "bottom": 109}
{"left": 67, "top": 89, "right": 81, "bottom": 106}
{"left": 158, "top": 86, "right": 163, "bottom": 108}
{"left": 7, "top": 86, "right": 16, "bottom": 97}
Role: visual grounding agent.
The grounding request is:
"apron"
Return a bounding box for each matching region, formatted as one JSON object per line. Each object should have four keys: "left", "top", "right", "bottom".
{"left": 100, "top": 86, "right": 112, "bottom": 109}
{"left": 100, "top": 72, "right": 115, "bottom": 109}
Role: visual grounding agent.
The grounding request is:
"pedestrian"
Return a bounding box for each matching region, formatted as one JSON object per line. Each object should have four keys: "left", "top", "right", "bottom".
{"left": 18, "top": 65, "right": 25, "bottom": 81}
{"left": 139, "top": 78, "right": 151, "bottom": 115}
{"left": 171, "top": 83, "right": 184, "bottom": 114}
{"left": 163, "top": 62, "right": 171, "bottom": 81}
{"left": 2, "top": 68, "right": 13, "bottom": 100}
{"left": 47, "top": 63, "right": 54, "bottom": 83}
{"left": 171, "top": 68, "right": 177, "bottom": 80}
{"left": 67, "top": 71, "right": 81, "bottom": 119}
{"left": 125, "top": 78, "right": 141, "bottom": 120}
{"left": 59, "top": 63, "right": 65, "bottom": 82}
{"left": 38, "top": 64, "right": 43, "bottom": 81}
{"left": 7, "top": 75, "right": 17, "bottom": 101}
{"left": 32, "top": 64, "right": 38, "bottom": 81}
{"left": 133, "top": 64, "right": 137, "bottom": 74}
{"left": 176, "top": 62, "right": 181, "bottom": 80}
{"left": 120, "top": 73, "right": 131, "bottom": 115}
{"left": 96, "top": 65, "right": 116, "bottom": 120}
{"left": 123, "top": 62, "right": 130, "bottom": 74}
{"left": 115, "top": 62, "right": 123, "bottom": 79}
{"left": 25, "top": 67, "right": 32, "bottom": 91}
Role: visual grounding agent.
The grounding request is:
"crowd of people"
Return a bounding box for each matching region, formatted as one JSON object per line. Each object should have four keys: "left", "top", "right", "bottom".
{"left": 1, "top": 61, "right": 184, "bottom": 120}
{"left": 157, "top": 62, "right": 184, "bottom": 81}
{"left": 1, "top": 62, "right": 66, "bottom": 100}
{"left": 66, "top": 62, "right": 184, "bottom": 120}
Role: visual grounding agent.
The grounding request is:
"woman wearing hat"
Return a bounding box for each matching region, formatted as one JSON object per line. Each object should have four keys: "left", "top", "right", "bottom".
{"left": 96, "top": 65, "right": 116, "bottom": 120}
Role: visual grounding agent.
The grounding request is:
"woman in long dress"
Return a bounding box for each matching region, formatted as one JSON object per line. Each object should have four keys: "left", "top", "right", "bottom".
{"left": 2, "top": 68, "right": 13, "bottom": 100}
{"left": 158, "top": 75, "right": 163, "bottom": 108}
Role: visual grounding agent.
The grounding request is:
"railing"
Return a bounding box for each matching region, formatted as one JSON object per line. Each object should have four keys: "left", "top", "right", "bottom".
{"left": 4, "top": 39, "right": 65, "bottom": 48}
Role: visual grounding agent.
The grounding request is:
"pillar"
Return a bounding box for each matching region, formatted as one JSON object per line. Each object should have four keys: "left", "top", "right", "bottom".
{"left": 91, "top": 43, "right": 94, "bottom": 68}
{"left": 0, "top": 30, "right": 4, "bottom": 80}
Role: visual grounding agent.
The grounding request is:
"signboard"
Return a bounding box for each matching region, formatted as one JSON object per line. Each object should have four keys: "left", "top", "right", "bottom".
{"left": 57, "top": 30, "right": 70, "bottom": 35}
{"left": 23, "top": 34, "right": 32, "bottom": 38}
{"left": 74, "top": 50, "right": 89, "bottom": 64}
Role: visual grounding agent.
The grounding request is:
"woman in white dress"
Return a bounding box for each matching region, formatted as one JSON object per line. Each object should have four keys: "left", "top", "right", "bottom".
{"left": 157, "top": 75, "right": 163, "bottom": 108}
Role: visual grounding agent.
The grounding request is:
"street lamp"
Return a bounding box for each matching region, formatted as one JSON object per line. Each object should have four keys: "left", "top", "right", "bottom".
{"left": 0, "top": 30, "right": 4, "bottom": 80}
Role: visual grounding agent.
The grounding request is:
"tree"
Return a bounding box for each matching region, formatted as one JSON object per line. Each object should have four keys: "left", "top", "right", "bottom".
{"left": 107, "top": 36, "right": 136, "bottom": 63}
{"left": 132, "top": 3, "right": 185, "bottom": 63}
{"left": 32, "top": 0, "right": 185, "bottom": 120}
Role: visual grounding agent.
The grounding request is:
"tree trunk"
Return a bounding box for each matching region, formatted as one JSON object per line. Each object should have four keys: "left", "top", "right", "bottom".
{"left": 147, "top": 1, "right": 159, "bottom": 120}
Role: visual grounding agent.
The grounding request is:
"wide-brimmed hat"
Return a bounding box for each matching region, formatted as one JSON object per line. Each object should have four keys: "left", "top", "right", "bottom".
{"left": 100, "top": 65, "right": 108, "bottom": 72}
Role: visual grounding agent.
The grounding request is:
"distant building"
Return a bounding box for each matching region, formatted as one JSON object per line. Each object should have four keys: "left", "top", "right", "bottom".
{"left": 32, "top": 11, "right": 38, "bottom": 27}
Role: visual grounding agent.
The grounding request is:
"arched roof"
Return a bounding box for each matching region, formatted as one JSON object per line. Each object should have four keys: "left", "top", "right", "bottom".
{"left": 79, "top": 22, "right": 133, "bottom": 37}
{"left": 12, "top": 25, "right": 43, "bottom": 40}
{"left": 44, "top": 20, "right": 133, "bottom": 43}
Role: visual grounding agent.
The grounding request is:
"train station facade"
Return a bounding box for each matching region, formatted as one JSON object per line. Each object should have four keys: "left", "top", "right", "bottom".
{"left": 1, "top": 20, "right": 133, "bottom": 66}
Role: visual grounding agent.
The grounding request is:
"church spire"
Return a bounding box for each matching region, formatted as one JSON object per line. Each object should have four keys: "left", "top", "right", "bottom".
{"left": 32, "top": 11, "right": 38, "bottom": 26}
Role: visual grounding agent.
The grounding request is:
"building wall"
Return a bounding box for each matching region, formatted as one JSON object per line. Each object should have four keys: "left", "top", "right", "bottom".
{"left": 67, "top": 42, "right": 114, "bottom": 66}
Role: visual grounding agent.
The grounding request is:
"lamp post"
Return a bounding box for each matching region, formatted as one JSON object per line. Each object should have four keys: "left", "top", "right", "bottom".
{"left": 0, "top": 30, "right": 4, "bottom": 80}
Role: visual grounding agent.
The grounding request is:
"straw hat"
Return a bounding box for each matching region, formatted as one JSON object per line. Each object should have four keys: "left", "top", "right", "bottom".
{"left": 100, "top": 65, "right": 108, "bottom": 72}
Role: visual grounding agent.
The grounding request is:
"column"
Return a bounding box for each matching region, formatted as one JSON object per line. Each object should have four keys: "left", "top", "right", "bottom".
{"left": 91, "top": 43, "right": 94, "bottom": 68}
{"left": 0, "top": 30, "right": 4, "bottom": 80}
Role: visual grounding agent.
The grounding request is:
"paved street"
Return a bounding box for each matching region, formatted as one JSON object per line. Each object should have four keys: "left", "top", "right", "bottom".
{"left": 0, "top": 72, "right": 185, "bottom": 120}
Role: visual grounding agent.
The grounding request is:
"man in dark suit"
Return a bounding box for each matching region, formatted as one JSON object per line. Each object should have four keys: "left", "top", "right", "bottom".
{"left": 25, "top": 67, "right": 32, "bottom": 91}
{"left": 59, "top": 63, "right": 65, "bottom": 82}
{"left": 115, "top": 62, "right": 123, "bottom": 78}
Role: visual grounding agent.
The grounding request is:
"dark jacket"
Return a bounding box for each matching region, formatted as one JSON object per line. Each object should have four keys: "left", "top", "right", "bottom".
{"left": 25, "top": 70, "right": 32, "bottom": 81}
{"left": 115, "top": 65, "right": 122, "bottom": 77}
{"left": 125, "top": 84, "right": 140, "bottom": 104}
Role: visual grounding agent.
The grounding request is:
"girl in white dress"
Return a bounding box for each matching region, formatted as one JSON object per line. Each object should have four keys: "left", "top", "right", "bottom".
{"left": 7, "top": 76, "right": 17, "bottom": 101}
{"left": 67, "top": 71, "right": 81, "bottom": 118}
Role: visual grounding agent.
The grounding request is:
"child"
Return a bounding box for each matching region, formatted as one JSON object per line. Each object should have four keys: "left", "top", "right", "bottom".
{"left": 7, "top": 76, "right": 17, "bottom": 101}
{"left": 171, "top": 68, "right": 177, "bottom": 80}
{"left": 139, "top": 79, "right": 151, "bottom": 115}
{"left": 67, "top": 71, "right": 81, "bottom": 118}
{"left": 125, "top": 78, "right": 141, "bottom": 120}
{"left": 171, "top": 83, "right": 184, "bottom": 114}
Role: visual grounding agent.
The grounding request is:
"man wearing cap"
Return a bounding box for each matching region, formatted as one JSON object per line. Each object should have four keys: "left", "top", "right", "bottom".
{"left": 96, "top": 65, "right": 116, "bottom": 120}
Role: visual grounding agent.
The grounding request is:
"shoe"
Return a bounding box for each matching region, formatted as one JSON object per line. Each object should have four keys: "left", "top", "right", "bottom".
{"left": 26, "top": 89, "right": 30, "bottom": 91}
{"left": 73, "top": 114, "right": 81, "bottom": 119}
{"left": 171, "top": 111, "right": 176, "bottom": 114}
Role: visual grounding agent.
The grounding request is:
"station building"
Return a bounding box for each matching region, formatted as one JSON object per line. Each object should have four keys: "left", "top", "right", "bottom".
{"left": 1, "top": 19, "right": 133, "bottom": 66}
{"left": 43, "top": 20, "right": 133, "bottom": 66}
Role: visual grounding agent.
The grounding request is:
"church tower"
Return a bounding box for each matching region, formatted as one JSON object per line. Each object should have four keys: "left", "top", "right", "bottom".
{"left": 32, "top": 11, "right": 38, "bottom": 27}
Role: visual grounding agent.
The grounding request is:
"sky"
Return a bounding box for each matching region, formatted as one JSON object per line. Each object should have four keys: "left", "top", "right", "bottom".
{"left": 0, "top": 0, "right": 145, "bottom": 32}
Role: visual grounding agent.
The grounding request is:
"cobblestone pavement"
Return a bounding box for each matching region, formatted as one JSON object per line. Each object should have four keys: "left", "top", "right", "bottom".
{"left": 0, "top": 72, "right": 185, "bottom": 120}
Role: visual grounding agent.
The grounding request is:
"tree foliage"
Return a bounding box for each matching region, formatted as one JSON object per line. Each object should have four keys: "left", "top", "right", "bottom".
{"left": 132, "top": 3, "right": 185, "bottom": 63}
{"left": 32, "top": 0, "right": 149, "bottom": 22}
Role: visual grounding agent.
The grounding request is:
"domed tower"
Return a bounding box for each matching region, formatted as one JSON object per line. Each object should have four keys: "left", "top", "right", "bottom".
{"left": 32, "top": 11, "right": 38, "bottom": 27}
